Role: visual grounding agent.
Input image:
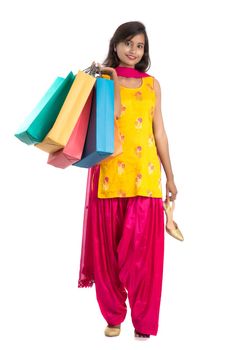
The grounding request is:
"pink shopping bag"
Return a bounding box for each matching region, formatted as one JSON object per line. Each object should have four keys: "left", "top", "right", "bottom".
{"left": 47, "top": 89, "right": 93, "bottom": 168}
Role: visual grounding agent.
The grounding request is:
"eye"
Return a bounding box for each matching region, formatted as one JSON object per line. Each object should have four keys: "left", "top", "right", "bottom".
{"left": 138, "top": 44, "right": 144, "bottom": 49}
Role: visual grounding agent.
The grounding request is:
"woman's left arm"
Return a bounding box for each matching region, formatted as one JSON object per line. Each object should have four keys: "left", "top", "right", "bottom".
{"left": 153, "top": 77, "right": 178, "bottom": 200}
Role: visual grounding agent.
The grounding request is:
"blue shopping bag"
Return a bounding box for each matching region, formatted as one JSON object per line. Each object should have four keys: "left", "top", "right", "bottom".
{"left": 73, "top": 77, "right": 114, "bottom": 168}
{"left": 14, "top": 71, "right": 75, "bottom": 145}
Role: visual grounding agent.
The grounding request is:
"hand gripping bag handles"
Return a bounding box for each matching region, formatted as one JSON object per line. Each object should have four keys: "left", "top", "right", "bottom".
{"left": 35, "top": 66, "right": 96, "bottom": 153}
{"left": 72, "top": 67, "right": 115, "bottom": 168}
{"left": 14, "top": 72, "right": 75, "bottom": 145}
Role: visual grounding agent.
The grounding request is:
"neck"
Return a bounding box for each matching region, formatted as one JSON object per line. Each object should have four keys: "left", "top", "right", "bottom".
{"left": 118, "top": 64, "right": 135, "bottom": 68}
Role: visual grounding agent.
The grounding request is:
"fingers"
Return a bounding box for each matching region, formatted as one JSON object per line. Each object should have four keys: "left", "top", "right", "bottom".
{"left": 166, "top": 180, "right": 178, "bottom": 202}
{"left": 166, "top": 193, "right": 177, "bottom": 202}
{"left": 166, "top": 194, "right": 170, "bottom": 204}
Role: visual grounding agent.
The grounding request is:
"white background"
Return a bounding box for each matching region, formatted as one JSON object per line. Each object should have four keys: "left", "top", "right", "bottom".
{"left": 1, "top": 0, "right": 234, "bottom": 349}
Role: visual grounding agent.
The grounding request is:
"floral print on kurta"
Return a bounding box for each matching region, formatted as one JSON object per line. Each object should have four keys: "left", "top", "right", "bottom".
{"left": 98, "top": 76, "right": 163, "bottom": 198}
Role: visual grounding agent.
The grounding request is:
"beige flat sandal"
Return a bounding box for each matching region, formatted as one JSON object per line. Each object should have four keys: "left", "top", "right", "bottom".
{"left": 163, "top": 199, "right": 184, "bottom": 241}
{"left": 104, "top": 324, "right": 121, "bottom": 337}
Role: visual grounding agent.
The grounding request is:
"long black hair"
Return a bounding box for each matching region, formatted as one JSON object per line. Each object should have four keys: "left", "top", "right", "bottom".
{"left": 102, "top": 21, "right": 151, "bottom": 72}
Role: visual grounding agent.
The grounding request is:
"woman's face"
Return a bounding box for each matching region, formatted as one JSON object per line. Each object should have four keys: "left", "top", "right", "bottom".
{"left": 115, "top": 33, "right": 145, "bottom": 68}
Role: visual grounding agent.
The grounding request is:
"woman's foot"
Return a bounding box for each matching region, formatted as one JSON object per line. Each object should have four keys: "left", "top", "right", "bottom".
{"left": 134, "top": 329, "right": 150, "bottom": 339}
{"left": 104, "top": 324, "right": 121, "bottom": 337}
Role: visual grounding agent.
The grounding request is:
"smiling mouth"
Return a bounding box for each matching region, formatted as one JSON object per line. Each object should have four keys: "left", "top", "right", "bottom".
{"left": 126, "top": 55, "right": 136, "bottom": 60}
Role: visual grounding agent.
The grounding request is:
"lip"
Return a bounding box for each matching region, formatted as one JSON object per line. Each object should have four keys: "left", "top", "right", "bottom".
{"left": 126, "top": 55, "right": 136, "bottom": 60}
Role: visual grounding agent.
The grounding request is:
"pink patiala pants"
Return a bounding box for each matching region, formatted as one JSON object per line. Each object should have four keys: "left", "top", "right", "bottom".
{"left": 78, "top": 165, "right": 165, "bottom": 336}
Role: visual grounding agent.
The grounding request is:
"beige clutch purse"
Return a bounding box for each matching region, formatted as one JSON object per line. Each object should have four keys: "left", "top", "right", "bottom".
{"left": 163, "top": 199, "right": 184, "bottom": 241}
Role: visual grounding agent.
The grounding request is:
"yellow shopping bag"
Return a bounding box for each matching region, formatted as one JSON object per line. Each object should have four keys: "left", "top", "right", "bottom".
{"left": 35, "top": 70, "right": 96, "bottom": 153}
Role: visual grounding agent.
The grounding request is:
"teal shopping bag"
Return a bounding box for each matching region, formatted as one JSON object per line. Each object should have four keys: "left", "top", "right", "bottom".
{"left": 14, "top": 71, "right": 75, "bottom": 145}
{"left": 73, "top": 77, "right": 114, "bottom": 168}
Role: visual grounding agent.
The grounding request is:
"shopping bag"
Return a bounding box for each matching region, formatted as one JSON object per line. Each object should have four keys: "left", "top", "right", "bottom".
{"left": 47, "top": 89, "right": 93, "bottom": 168}
{"left": 73, "top": 76, "right": 115, "bottom": 168}
{"left": 35, "top": 70, "right": 96, "bottom": 153}
{"left": 14, "top": 72, "right": 75, "bottom": 145}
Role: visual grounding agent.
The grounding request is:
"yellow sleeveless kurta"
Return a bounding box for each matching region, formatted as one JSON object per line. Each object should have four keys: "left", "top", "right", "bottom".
{"left": 97, "top": 76, "right": 163, "bottom": 198}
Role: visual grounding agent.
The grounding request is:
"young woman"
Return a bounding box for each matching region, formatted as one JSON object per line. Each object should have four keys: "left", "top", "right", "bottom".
{"left": 78, "top": 21, "right": 178, "bottom": 340}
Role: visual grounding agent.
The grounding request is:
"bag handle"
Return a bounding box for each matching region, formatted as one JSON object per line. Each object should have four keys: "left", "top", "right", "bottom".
{"left": 83, "top": 61, "right": 102, "bottom": 77}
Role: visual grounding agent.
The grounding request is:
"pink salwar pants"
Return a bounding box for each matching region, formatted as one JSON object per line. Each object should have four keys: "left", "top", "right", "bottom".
{"left": 78, "top": 165, "right": 165, "bottom": 336}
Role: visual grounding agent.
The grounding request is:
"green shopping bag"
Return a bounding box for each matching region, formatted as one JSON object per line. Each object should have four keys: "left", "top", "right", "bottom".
{"left": 14, "top": 71, "right": 75, "bottom": 145}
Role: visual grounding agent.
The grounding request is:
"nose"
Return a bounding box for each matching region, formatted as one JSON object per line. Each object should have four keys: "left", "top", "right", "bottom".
{"left": 129, "top": 46, "right": 136, "bottom": 54}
